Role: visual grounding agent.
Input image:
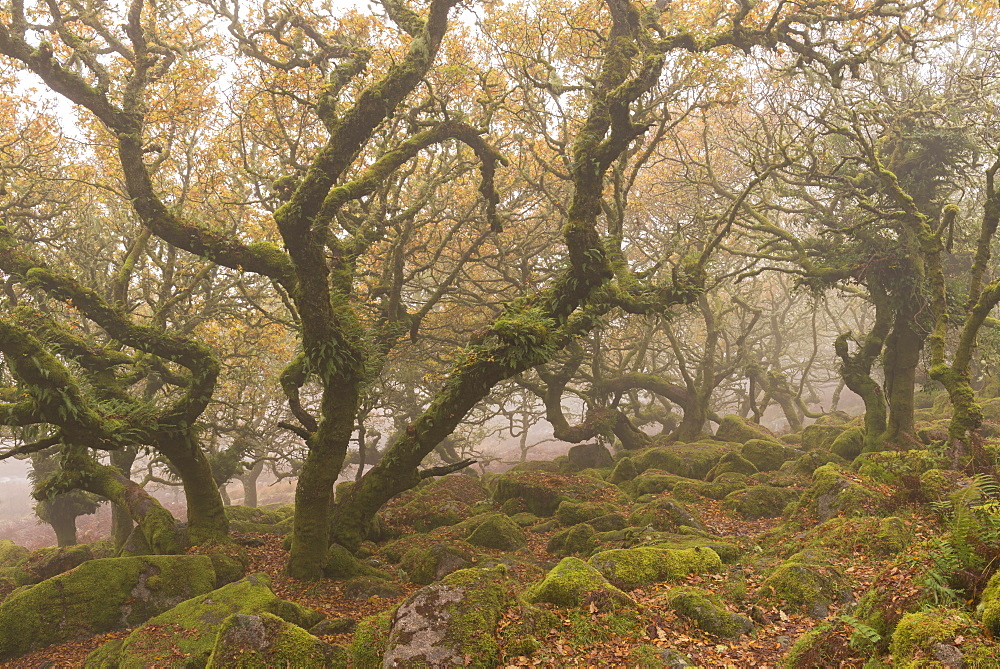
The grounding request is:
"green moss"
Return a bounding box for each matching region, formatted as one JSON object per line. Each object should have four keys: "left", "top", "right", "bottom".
{"left": 629, "top": 644, "right": 695, "bottom": 668}
{"left": 630, "top": 498, "right": 702, "bottom": 534}
{"left": 0, "top": 541, "right": 27, "bottom": 568}
{"left": 633, "top": 443, "right": 736, "bottom": 479}
{"left": 715, "top": 415, "right": 777, "bottom": 444}
{"left": 87, "top": 573, "right": 324, "bottom": 667}
{"left": 555, "top": 501, "right": 613, "bottom": 526}
{"left": 648, "top": 535, "right": 742, "bottom": 564}
{"left": 801, "top": 424, "right": 846, "bottom": 451}
{"left": 785, "top": 450, "right": 848, "bottom": 475}
{"left": 547, "top": 523, "right": 597, "bottom": 558}
{"left": 0, "top": 555, "right": 217, "bottom": 660}
{"left": 741, "top": 439, "right": 799, "bottom": 472}
{"left": 723, "top": 485, "right": 801, "bottom": 520}
{"left": 14, "top": 544, "right": 94, "bottom": 585}
{"left": 830, "top": 426, "right": 865, "bottom": 460}
{"left": 890, "top": 607, "right": 979, "bottom": 664}
{"left": 756, "top": 550, "right": 851, "bottom": 618}
{"left": 223, "top": 505, "right": 283, "bottom": 525}
{"left": 706, "top": 452, "right": 759, "bottom": 480}
{"left": 523, "top": 557, "right": 633, "bottom": 608}
{"left": 664, "top": 586, "right": 753, "bottom": 638}
{"left": 349, "top": 610, "right": 392, "bottom": 667}
{"left": 465, "top": 513, "right": 526, "bottom": 550}
{"left": 588, "top": 546, "right": 722, "bottom": 590}
{"left": 609, "top": 457, "right": 638, "bottom": 483}
{"left": 976, "top": 569, "right": 1000, "bottom": 633}
{"left": 400, "top": 543, "right": 474, "bottom": 585}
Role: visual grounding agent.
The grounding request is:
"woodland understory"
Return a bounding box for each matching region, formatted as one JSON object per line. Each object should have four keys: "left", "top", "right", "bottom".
{"left": 4, "top": 0, "right": 1000, "bottom": 666}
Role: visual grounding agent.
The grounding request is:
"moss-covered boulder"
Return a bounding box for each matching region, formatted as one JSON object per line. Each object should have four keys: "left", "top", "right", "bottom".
{"left": 588, "top": 546, "right": 722, "bottom": 590}
{"left": 829, "top": 426, "right": 865, "bottom": 460}
{"left": 664, "top": 586, "right": 753, "bottom": 638}
{"left": 788, "top": 516, "right": 911, "bottom": 559}
{"left": 524, "top": 557, "right": 634, "bottom": 608}
{"left": 976, "top": 569, "right": 1000, "bottom": 634}
{"left": 223, "top": 504, "right": 284, "bottom": 525}
{"left": 567, "top": 442, "right": 615, "bottom": 470}
{"left": 633, "top": 442, "right": 736, "bottom": 479}
{"left": 723, "top": 485, "right": 800, "bottom": 520}
{"left": 204, "top": 612, "right": 345, "bottom": 668}
{"left": 12, "top": 544, "right": 94, "bottom": 585}
{"left": 401, "top": 543, "right": 476, "bottom": 585}
{"left": 629, "top": 498, "right": 703, "bottom": 532}
{"left": 491, "top": 471, "right": 619, "bottom": 517}
{"left": 891, "top": 607, "right": 995, "bottom": 668}
{"left": 800, "top": 424, "right": 846, "bottom": 451}
{"left": 382, "top": 474, "right": 489, "bottom": 533}
{"left": 188, "top": 541, "right": 249, "bottom": 587}
{"left": 609, "top": 456, "right": 639, "bottom": 483}
{"left": 465, "top": 513, "right": 527, "bottom": 551}
{"left": 380, "top": 566, "right": 514, "bottom": 668}
{"left": 547, "top": 523, "right": 597, "bottom": 558}
{"left": 0, "top": 541, "right": 27, "bottom": 568}
{"left": 630, "top": 645, "right": 697, "bottom": 668}
{"left": 756, "top": 550, "right": 851, "bottom": 618}
{"left": 791, "top": 464, "right": 886, "bottom": 522}
{"left": 86, "top": 573, "right": 324, "bottom": 668}
{"left": 555, "top": 500, "right": 614, "bottom": 527}
{"left": 784, "top": 449, "right": 848, "bottom": 475}
{"left": 348, "top": 610, "right": 393, "bottom": 668}
{"left": 588, "top": 512, "right": 627, "bottom": 532}
{"left": 715, "top": 415, "right": 777, "bottom": 444}
{"left": 741, "top": 439, "right": 801, "bottom": 472}
{"left": 324, "top": 543, "right": 388, "bottom": 580}
{"left": 0, "top": 555, "right": 217, "bottom": 660}
{"left": 706, "top": 451, "right": 759, "bottom": 480}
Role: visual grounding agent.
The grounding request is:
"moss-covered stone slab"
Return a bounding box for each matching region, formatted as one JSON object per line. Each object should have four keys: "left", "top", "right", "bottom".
{"left": 625, "top": 470, "right": 691, "bottom": 497}
{"left": 715, "top": 415, "right": 777, "bottom": 444}
{"left": 663, "top": 586, "right": 753, "bottom": 639}
{"left": 588, "top": 546, "right": 722, "bottom": 590}
{"left": 633, "top": 443, "right": 736, "bottom": 480}
{"left": 648, "top": 535, "right": 741, "bottom": 564}
{"left": 523, "top": 557, "right": 634, "bottom": 608}
{"left": 0, "top": 555, "right": 217, "bottom": 661}
{"left": 85, "top": 573, "right": 324, "bottom": 668}
{"left": 756, "top": 550, "right": 851, "bottom": 618}
{"left": 722, "top": 485, "right": 800, "bottom": 520}
{"left": 204, "top": 612, "right": 345, "bottom": 668}
{"left": 223, "top": 504, "right": 284, "bottom": 525}
{"left": 465, "top": 513, "right": 527, "bottom": 550}
{"left": 13, "top": 544, "right": 94, "bottom": 585}
{"left": 381, "top": 566, "right": 514, "bottom": 668}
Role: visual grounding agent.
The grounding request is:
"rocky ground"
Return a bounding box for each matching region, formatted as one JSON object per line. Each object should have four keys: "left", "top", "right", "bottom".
{"left": 3, "top": 414, "right": 1000, "bottom": 667}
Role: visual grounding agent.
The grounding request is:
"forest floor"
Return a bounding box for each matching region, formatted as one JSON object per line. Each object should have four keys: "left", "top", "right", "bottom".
{"left": 1, "top": 484, "right": 944, "bottom": 669}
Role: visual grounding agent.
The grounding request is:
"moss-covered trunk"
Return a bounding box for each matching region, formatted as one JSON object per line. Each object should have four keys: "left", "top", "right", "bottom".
{"left": 158, "top": 433, "right": 229, "bottom": 545}
{"left": 883, "top": 312, "right": 922, "bottom": 445}
{"left": 287, "top": 384, "right": 360, "bottom": 580}
{"left": 47, "top": 501, "right": 79, "bottom": 547}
